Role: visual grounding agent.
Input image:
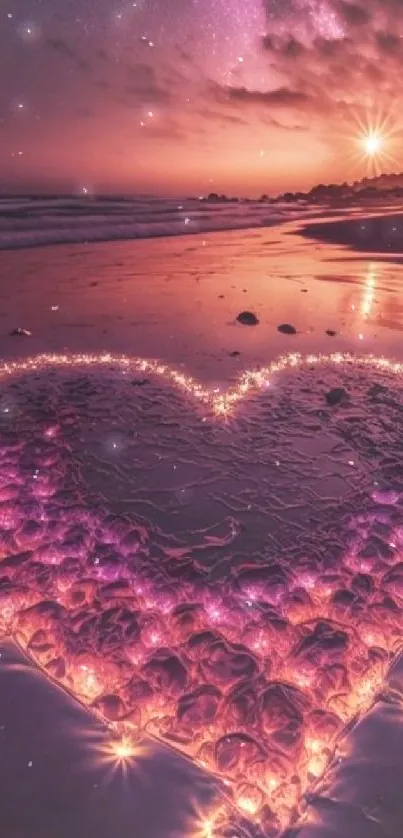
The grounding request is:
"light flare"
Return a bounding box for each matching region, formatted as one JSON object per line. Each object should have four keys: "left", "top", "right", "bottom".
{"left": 109, "top": 735, "right": 138, "bottom": 761}
{"left": 336, "top": 105, "right": 403, "bottom": 176}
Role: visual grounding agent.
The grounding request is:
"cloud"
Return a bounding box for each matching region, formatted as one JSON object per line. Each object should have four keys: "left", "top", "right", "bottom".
{"left": 94, "top": 79, "right": 111, "bottom": 90}
{"left": 46, "top": 37, "right": 91, "bottom": 73}
{"left": 262, "top": 35, "right": 306, "bottom": 57}
{"left": 209, "top": 80, "right": 311, "bottom": 115}
{"left": 375, "top": 32, "right": 403, "bottom": 52}
{"left": 195, "top": 107, "right": 249, "bottom": 126}
{"left": 96, "top": 48, "right": 110, "bottom": 61}
{"left": 42, "top": 0, "right": 403, "bottom": 156}
{"left": 125, "top": 63, "right": 172, "bottom": 105}
{"left": 336, "top": 1, "right": 371, "bottom": 25}
{"left": 141, "top": 117, "right": 186, "bottom": 141}
{"left": 224, "top": 85, "right": 310, "bottom": 106}
{"left": 205, "top": 0, "right": 403, "bottom": 142}
{"left": 46, "top": 37, "right": 76, "bottom": 59}
{"left": 75, "top": 107, "right": 94, "bottom": 119}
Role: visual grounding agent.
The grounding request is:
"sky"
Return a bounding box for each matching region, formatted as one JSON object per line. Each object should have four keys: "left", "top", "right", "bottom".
{"left": 1, "top": 0, "right": 403, "bottom": 196}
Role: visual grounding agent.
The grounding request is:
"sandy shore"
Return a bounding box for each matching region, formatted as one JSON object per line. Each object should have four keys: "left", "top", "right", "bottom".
{"left": 0, "top": 209, "right": 403, "bottom": 382}
{"left": 298, "top": 210, "right": 403, "bottom": 256}
{"left": 0, "top": 642, "right": 218, "bottom": 838}
{"left": 3, "top": 644, "right": 403, "bottom": 838}
{"left": 1, "top": 209, "right": 403, "bottom": 838}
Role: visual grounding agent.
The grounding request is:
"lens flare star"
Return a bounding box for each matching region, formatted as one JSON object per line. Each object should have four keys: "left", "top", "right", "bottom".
{"left": 109, "top": 735, "right": 138, "bottom": 762}
{"left": 335, "top": 105, "right": 403, "bottom": 178}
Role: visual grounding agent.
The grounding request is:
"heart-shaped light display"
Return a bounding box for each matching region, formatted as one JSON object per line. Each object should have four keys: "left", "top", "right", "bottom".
{"left": 0, "top": 351, "right": 403, "bottom": 838}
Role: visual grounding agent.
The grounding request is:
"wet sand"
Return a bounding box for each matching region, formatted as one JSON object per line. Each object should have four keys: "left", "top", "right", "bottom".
{"left": 0, "top": 642, "right": 218, "bottom": 838}
{"left": 1, "top": 208, "right": 403, "bottom": 838}
{"left": 0, "top": 208, "right": 403, "bottom": 381}
{"left": 298, "top": 210, "right": 403, "bottom": 257}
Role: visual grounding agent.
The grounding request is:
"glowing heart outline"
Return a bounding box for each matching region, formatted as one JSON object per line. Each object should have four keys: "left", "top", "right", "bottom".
{"left": 0, "top": 350, "right": 403, "bottom": 838}
{"left": 0, "top": 349, "right": 401, "bottom": 417}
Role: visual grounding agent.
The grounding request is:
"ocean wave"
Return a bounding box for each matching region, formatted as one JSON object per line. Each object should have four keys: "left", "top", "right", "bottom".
{"left": 0, "top": 196, "right": 311, "bottom": 250}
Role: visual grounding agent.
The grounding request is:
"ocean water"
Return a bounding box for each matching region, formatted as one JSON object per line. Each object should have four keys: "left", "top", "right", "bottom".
{"left": 0, "top": 196, "right": 311, "bottom": 250}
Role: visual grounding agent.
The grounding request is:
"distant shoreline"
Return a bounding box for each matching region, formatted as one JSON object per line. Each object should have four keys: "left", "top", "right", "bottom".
{"left": 297, "top": 210, "right": 403, "bottom": 256}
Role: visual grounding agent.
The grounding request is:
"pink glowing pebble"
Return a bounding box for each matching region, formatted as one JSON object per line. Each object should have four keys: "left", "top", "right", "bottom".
{"left": 372, "top": 489, "right": 400, "bottom": 505}
{"left": 44, "top": 424, "right": 61, "bottom": 439}
{"left": 32, "top": 544, "right": 65, "bottom": 565}
{"left": 15, "top": 520, "right": 47, "bottom": 550}
{"left": 91, "top": 693, "right": 127, "bottom": 721}
{"left": 199, "top": 638, "right": 258, "bottom": 686}
{"left": 0, "top": 484, "right": 20, "bottom": 502}
{"left": 177, "top": 684, "right": 222, "bottom": 728}
{"left": 141, "top": 650, "right": 189, "bottom": 697}
{"left": 30, "top": 476, "right": 57, "bottom": 499}
{"left": 140, "top": 614, "right": 169, "bottom": 648}
{"left": 0, "top": 501, "right": 22, "bottom": 529}
{"left": 214, "top": 732, "right": 267, "bottom": 778}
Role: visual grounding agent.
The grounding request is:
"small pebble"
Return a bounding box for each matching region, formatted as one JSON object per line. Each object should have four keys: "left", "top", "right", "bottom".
{"left": 325, "top": 387, "right": 349, "bottom": 406}
{"left": 367, "top": 383, "right": 387, "bottom": 398}
{"left": 10, "top": 328, "right": 32, "bottom": 337}
{"left": 277, "top": 323, "right": 297, "bottom": 335}
{"left": 237, "top": 311, "right": 259, "bottom": 326}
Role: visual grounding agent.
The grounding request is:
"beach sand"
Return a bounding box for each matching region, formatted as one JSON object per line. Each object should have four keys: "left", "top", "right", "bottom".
{"left": 298, "top": 210, "right": 403, "bottom": 256}
{"left": 1, "top": 207, "right": 403, "bottom": 838}
{"left": 1, "top": 211, "right": 403, "bottom": 378}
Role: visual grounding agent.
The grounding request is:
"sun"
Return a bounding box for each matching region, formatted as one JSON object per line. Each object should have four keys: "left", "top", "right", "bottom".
{"left": 335, "top": 104, "right": 403, "bottom": 177}
{"left": 362, "top": 133, "right": 382, "bottom": 156}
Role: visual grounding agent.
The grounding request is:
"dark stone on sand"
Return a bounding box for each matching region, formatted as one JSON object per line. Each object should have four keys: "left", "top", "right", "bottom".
{"left": 325, "top": 329, "right": 337, "bottom": 336}
{"left": 367, "top": 383, "right": 388, "bottom": 398}
{"left": 277, "top": 323, "right": 297, "bottom": 334}
{"left": 132, "top": 379, "right": 149, "bottom": 387}
{"left": 218, "top": 294, "right": 225, "bottom": 299}
{"left": 9, "top": 327, "right": 32, "bottom": 337}
{"left": 325, "top": 387, "right": 349, "bottom": 406}
{"left": 237, "top": 311, "right": 259, "bottom": 326}
{"left": 301, "top": 288, "right": 308, "bottom": 292}
{"left": 228, "top": 351, "right": 241, "bottom": 357}
{"left": 89, "top": 281, "right": 99, "bottom": 286}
